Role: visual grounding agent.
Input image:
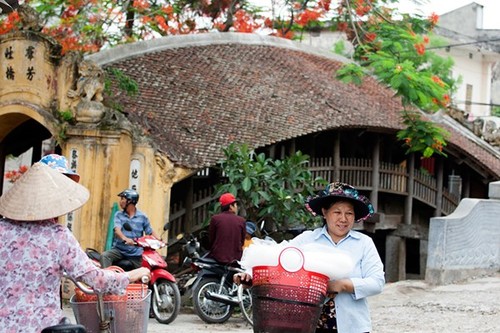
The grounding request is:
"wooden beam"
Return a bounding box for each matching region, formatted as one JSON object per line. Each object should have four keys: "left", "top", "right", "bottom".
{"left": 334, "top": 132, "right": 340, "bottom": 181}
{"left": 434, "top": 159, "right": 443, "bottom": 216}
{"left": 404, "top": 154, "right": 415, "bottom": 225}
{"left": 370, "top": 134, "right": 380, "bottom": 211}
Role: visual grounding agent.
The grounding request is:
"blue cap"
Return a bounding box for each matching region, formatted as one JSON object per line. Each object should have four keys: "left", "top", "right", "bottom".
{"left": 39, "top": 154, "right": 80, "bottom": 182}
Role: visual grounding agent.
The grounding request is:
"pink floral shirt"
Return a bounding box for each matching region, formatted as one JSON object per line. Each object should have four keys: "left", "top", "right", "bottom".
{"left": 0, "top": 218, "right": 129, "bottom": 333}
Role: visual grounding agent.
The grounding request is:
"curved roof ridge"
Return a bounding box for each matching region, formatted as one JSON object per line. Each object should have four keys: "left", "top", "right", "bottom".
{"left": 87, "top": 33, "right": 500, "bottom": 177}
{"left": 87, "top": 32, "right": 351, "bottom": 66}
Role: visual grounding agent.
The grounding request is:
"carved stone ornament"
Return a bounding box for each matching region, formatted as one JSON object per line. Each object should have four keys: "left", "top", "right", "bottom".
{"left": 74, "top": 100, "right": 106, "bottom": 123}
{"left": 482, "top": 120, "right": 500, "bottom": 146}
{"left": 67, "top": 59, "right": 106, "bottom": 123}
{"left": 18, "top": 4, "right": 43, "bottom": 31}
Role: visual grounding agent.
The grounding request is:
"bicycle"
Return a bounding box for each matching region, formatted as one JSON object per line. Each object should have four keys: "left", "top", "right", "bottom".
{"left": 237, "top": 283, "right": 253, "bottom": 325}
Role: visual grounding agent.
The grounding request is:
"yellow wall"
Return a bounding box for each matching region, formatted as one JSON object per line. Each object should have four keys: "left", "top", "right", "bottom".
{"left": 62, "top": 127, "right": 133, "bottom": 250}
{"left": 0, "top": 31, "right": 192, "bottom": 254}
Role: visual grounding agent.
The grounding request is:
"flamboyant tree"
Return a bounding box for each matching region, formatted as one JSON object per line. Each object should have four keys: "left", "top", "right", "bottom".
{"left": 1, "top": 0, "right": 455, "bottom": 157}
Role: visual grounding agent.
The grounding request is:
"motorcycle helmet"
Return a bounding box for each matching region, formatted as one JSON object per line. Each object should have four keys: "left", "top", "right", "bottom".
{"left": 118, "top": 189, "right": 139, "bottom": 205}
{"left": 245, "top": 221, "right": 256, "bottom": 236}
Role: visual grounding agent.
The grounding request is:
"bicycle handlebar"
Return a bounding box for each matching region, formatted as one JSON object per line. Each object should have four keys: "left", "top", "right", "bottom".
{"left": 63, "top": 272, "right": 149, "bottom": 295}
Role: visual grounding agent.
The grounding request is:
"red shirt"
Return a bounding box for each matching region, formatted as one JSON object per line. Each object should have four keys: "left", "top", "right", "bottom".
{"left": 208, "top": 211, "right": 246, "bottom": 264}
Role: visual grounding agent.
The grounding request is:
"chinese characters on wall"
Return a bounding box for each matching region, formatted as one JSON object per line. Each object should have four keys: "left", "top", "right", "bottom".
{"left": 3, "top": 44, "right": 37, "bottom": 82}
{"left": 66, "top": 148, "right": 79, "bottom": 232}
{"left": 130, "top": 159, "right": 140, "bottom": 192}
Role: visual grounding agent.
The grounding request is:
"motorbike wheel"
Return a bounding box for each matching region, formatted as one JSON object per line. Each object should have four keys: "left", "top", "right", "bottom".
{"left": 152, "top": 279, "right": 181, "bottom": 324}
{"left": 238, "top": 284, "right": 253, "bottom": 326}
{"left": 192, "top": 277, "right": 233, "bottom": 323}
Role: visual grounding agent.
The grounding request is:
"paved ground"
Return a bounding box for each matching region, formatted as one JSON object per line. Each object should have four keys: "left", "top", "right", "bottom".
{"left": 63, "top": 273, "right": 500, "bottom": 332}
{"left": 63, "top": 304, "right": 252, "bottom": 333}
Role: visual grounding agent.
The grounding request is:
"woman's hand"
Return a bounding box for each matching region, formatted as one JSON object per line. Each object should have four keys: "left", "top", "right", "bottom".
{"left": 233, "top": 272, "right": 252, "bottom": 286}
{"left": 127, "top": 267, "right": 151, "bottom": 283}
{"left": 327, "top": 279, "right": 354, "bottom": 294}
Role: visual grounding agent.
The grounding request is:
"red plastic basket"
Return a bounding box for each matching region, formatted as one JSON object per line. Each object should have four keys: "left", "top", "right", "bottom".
{"left": 251, "top": 247, "right": 329, "bottom": 333}
{"left": 74, "top": 267, "right": 148, "bottom": 303}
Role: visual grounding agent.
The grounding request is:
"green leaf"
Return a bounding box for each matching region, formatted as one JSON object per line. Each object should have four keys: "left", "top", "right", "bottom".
{"left": 242, "top": 177, "right": 252, "bottom": 192}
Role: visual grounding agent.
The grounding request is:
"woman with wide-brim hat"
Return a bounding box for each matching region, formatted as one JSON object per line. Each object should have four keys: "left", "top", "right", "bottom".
{"left": 0, "top": 162, "right": 150, "bottom": 332}
{"left": 233, "top": 182, "right": 385, "bottom": 333}
{"left": 296, "top": 182, "right": 385, "bottom": 333}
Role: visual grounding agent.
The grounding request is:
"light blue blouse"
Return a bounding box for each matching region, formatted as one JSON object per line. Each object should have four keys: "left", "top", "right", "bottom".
{"left": 291, "top": 226, "right": 385, "bottom": 333}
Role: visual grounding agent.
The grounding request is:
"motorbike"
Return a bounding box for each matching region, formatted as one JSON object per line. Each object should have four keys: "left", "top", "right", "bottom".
{"left": 173, "top": 232, "right": 205, "bottom": 296}
{"left": 85, "top": 223, "right": 181, "bottom": 325}
{"left": 187, "top": 220, "right": 286, "bottom": 325}
{"left": 190, "top": 256, "right": 252, "bottom": 325}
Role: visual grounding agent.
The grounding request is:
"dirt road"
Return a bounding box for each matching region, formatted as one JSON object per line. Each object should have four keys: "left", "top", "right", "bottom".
{"left": 64, "top": 273, "right": 499, "bottom": 332}
{"left": 370, "top": 274, "right": 499, "bottom": 333}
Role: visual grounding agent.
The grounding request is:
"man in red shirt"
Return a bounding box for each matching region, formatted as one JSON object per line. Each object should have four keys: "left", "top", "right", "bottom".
{"left": 208, "top": 193, "right": 246, "bottom": 264}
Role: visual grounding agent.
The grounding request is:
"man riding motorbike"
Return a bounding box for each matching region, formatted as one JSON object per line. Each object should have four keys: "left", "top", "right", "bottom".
{"left": 100, "top": 189, "right": 161, "bottom": 269}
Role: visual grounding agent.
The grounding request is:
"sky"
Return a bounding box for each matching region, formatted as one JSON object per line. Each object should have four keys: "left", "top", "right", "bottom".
{"left": 251, "top": 1, "right": 500, "bottom": 29}
{"left": 397, "top": 0, "right": 500, "bottom": 29}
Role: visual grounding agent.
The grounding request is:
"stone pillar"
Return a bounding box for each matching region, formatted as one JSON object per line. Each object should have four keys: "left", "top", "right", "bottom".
{"left": 489, "top": 181, "right": 500, "bottom": 199}
{"left": 63, "top": 126, "right": 133, "bottom": 251}
{"left": 420, "top": 239, "right": 428, "bottom": 278}
{"left": 385, "top": 235, "right": 405, "bottom": 282}
{"left": 398, "top": 238, "right": 406, "bottom": 281}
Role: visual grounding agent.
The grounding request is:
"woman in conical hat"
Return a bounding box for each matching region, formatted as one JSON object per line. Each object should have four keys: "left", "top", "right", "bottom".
{"left": 0, "top": 162, "right": 150, "bottom": 332}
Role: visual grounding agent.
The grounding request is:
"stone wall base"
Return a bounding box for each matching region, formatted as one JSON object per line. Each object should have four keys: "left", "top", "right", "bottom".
{"left": 425, "top": 268, "right": 498, "bottom": 285}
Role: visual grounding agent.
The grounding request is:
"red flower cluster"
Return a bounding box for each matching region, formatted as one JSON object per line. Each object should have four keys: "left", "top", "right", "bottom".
{"left": 414, "top": 43, "right": 425, "bottom": 55}
{"left": 337, "top": 21, "right": 348, "bottom": 32}
{"left": 233, "top": 10, "right": 260, "bottom": 33}
{"left": 132, "top": 0, "right": 151, "bottom": 11}
{"left": 364, "top": 32, "right": 376, "bottom": 42}
{"left": 428, "top": 12, "right": 439, "bottom": 27}
{"left": 317, "top": 0, "right": 331, "bottom": 11}
{"left": 296, "top": 9, "right": 321, "bottom": 27}
{"left": 431, "top": 75, "right": 445, "bottom": 87}
{"left": 4, "top": 165, "right": 28, "bottom": 183}
{"left": 355, "top": 0, "right": 372, "bottom": 16}
{"left": 0, "top": 11, "right": 21, "bottom": 34}
{"left": 432, "top": 94, "right": 450, "bottom": 108}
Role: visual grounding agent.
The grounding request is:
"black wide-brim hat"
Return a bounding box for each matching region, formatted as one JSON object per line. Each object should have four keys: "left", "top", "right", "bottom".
{"left": 305, "top": 182, "right": 374, "bottom": 222}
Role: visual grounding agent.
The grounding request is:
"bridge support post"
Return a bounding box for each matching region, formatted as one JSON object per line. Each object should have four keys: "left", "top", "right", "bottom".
{"left": 385, "top": 235, "right": 405, "bottom": 282}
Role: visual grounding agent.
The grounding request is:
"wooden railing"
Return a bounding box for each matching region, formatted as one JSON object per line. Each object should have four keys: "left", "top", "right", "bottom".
{"left": 170, "top": 158, "right": 460, "bottom": 235}
{"left": 339, "top": 158, "right": 372, "bottom": 190}
{"left": 413, "top": 170, "right": 437, "bottom": 208}
{"left": 379, "top": 161, "right": 407, "bottom": 194}
{"left": 441, "top": 191, "right": 460, "bottom": 215}
{"left": 169, "top": 187, "right": 217, "bottom": 239}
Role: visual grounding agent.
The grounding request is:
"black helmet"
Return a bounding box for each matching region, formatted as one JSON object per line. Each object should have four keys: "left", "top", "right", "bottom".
{"left": 118, "top": 189, "right": 139, "bottom": 205}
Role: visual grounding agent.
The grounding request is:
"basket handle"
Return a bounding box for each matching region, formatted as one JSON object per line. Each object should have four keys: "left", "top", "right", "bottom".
{"left": 278, "top": 247, "right": 305, "bottom": 272}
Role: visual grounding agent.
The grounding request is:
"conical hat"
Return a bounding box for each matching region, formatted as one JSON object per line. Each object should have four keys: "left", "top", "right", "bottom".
{"left": 0, "top": 162, "right": 89, "bottom": 221}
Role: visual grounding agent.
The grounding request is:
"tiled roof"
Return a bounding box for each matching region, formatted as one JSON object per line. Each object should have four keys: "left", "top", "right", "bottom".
{"left": 88, "top": 33, "right": 500, "bottom": 177}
